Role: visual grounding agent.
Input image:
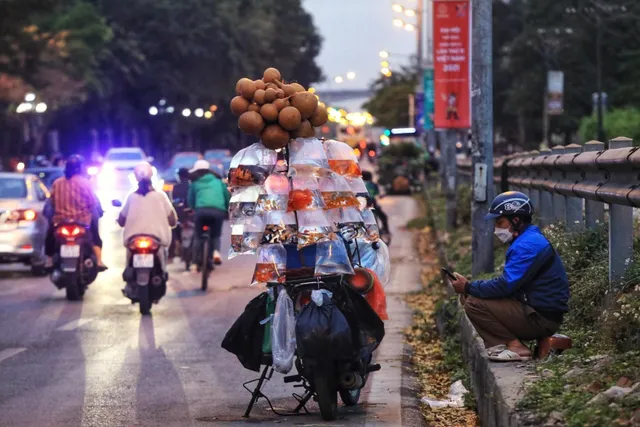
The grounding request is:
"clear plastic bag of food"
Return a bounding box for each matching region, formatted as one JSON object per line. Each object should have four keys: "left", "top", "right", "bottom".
{"left": 251, "top": 244, "right": 287, "bottom": 286}
{"left": 241, "top": 215, "right": 265, "bottom": 254}
{"left": 228, "top": 143, "right": 278, "bottom": 188}
{"left": 271, "top": 285, "right": 296, "bottom": 373}
{"left": 287, "top": 176, "right": 325, "bottom": 212}
{"left": 256, "top": 173, "right": 290, "bottom": 214}
{"left": 288, "top": 137, "right": 330, "bottom": 177}
{"left": 297, "top": 210, "right": 333, "bottom": 249}
{"left": 319, "top": 173, "right": 360, "bottom": 210}
{"left": 315, "top": 239, "right": 355, "bottom": 276}
{"left": 361, "top": 208, "right": 380, "bottom": 242}
{"left": 346, "top": 176, "right": 369, "bottom": 196}
{"left": 229, "top": 223, "right": 245, "bottom": 259}
{"left": 261, "top": 211, "right": 298, "bottom": 245}
{"left": 324, "top": 139, "right": 362, "bottom": 177}
{"left": 229, "top": 186, "right": 261, "bottom": 224}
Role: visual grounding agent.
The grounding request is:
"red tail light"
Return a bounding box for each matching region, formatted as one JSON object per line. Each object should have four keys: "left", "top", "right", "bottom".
{"left": 203, "top": 225, "right": 209, "bottom": 231}
{"left": 7, "top": 209, "right": 37, "bottom": 223}
{"left": 128, "top": 237, "right": 159, "bottom": 252}
{"left": 57, "top": 225, "right": 85, "bottom": 238}
{"left": 368, "top": 150, "right": 376, "bottom": 157}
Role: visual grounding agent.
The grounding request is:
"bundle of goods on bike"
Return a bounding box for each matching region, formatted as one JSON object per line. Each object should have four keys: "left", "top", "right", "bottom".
{"left": 221, "top": 68, "right": 391, "bottom": 421}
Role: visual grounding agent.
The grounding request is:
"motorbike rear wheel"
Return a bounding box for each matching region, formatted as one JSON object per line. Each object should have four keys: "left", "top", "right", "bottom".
{"left": 314, "top": 369, "right": 338, "bottom": 421}
{"left": 139, "top": 285, "right": 151, "bottom": 315}
{"left": 65, "top": 272, "right": 81, "bottom": 301}
{"left": 201, "top": 239, "right": 209, "bottom": 291}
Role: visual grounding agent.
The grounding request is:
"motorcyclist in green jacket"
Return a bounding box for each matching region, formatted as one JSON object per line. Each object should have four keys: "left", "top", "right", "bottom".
{"left": 188, "top": 160, "right": 230, "bottom": 266}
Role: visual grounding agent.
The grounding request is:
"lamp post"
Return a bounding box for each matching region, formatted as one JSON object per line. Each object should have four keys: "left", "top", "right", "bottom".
{"left": 16, "top": 93, "right": 48, "bottom": 156}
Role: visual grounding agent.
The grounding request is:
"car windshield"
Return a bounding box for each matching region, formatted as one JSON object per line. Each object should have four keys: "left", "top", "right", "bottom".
{"left": 106, "top": 151, "right": 144, "bottom": 161}
{"left": 170, "top": 155, "right": 200, "bottom": 168}
{"left": 0, "top": 178, "right": 27, "bottom": 199}
{"left": 205, "top": 150, "right": 231, "bottom": 160}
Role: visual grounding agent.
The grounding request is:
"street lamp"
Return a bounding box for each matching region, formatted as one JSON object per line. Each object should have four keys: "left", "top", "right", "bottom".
{"left": 404, "top": 23, "right": 415, "bottom": 32}
{"left": 392, "top": 3, "right": 403, "bottom": 13}
{"left": 25, "top": 93, "right": 36, "bottom": 102}
{"left": 404, "top": 9, "right": 416, "bottom": 17}
{"left": 334, "top": 76, "right": 344, "bottom": 84}
{"left": 379, "top": 50, "right": 389, "bottom": 59}
{"left": 182, "top": 108, "right": 192, "bottom": 117}
{"left": 393, "top": 18, "right": 404, "bottom": 28}
{"left": 195, "top": 108, "right": 204, "bottom": 118}
{"left": 149, "top": 106, "right": 159, "bottom": 116}
{"left": 346, "top": 72, "right": 356, "bottom": 80}
{"left": 35, "top": 103, "right": 47, "bottom": 113}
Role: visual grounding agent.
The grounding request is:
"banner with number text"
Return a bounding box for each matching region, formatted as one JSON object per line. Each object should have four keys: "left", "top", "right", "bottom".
{"left": 433, "top": 0, "right": 471, "bottom": 129}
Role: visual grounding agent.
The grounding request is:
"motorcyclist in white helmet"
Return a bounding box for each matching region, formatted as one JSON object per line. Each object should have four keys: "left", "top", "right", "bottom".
{"left": 117, "top": 162, "right": 177, "bottom": 265}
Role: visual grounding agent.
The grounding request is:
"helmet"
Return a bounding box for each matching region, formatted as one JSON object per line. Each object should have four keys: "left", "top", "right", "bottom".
{"left": 189, "top": 159, "right": 211, "bottom": 173}
{"left": 176, "top": 167, "right": 190, "bottom": 182}
{"left": 133, "top": 162, "right": 154, "bottom": 182}
{"left": 64, "top": 155, "right": 84, "bottom": 178}
{"left": 361, "top": 170, "right": 373, "bottom": 181}
{"left": 484, "top": 191, "right": 533, "bottom": 220}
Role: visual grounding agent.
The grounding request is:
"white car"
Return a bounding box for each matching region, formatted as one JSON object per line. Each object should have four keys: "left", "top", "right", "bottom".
{"left": 97, "top": 148, "right": 160, "bottom": 190}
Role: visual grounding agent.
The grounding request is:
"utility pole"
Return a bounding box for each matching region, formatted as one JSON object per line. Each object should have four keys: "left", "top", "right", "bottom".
{"left": 471, "top": 0, "right": 494, "bottom": 275}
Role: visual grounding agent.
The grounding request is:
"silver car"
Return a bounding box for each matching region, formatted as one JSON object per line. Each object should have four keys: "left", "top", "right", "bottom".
{"left": 0, "top": 172, "right": 50, "bottom": 274}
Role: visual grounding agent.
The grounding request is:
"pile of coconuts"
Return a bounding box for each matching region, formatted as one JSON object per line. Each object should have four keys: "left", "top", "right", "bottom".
{"left": 230, "top": 67, "right": 329, "bottom": 150}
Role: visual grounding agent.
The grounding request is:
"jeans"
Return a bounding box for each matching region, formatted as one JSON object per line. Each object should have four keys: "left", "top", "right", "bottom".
{"left": 194, "top": 208, "right": 225, "bottom": 260}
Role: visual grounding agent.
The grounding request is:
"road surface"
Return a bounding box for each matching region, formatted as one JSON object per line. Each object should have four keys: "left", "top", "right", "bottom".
{"left": 0, "top": 195, "right": 423, "bottom": 426}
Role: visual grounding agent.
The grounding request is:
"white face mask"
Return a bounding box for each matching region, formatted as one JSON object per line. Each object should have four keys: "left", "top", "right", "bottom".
{"left": 494, "top": 227, "right": 513, "bottom": 244}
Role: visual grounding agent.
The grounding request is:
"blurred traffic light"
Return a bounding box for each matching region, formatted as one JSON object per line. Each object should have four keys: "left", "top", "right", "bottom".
{"left": 384, "top": 129, "right": 391, "bottom": 136}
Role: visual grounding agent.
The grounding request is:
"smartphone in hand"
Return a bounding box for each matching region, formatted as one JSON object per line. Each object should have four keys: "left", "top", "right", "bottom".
{"left": 441, "top": 267, "right": 457, "bottom": 281}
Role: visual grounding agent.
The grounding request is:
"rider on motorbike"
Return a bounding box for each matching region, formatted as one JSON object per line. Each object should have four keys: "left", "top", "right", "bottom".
{"left": 188, "top": 160, "right": 230, "bottom": 266}
{"left": 117, "top": 162, "right": 177, "bottom": 295}
{"left": 361, "top": 170, "right": 390, "bottom": 234}
{"left": 169, "top": 168, "right": 190, "bottom": 260}
{"left": 46, "top": 155, "right": 107, "bottom": 270}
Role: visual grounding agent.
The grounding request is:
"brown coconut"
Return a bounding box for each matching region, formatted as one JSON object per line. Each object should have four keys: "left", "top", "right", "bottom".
{"left": 273, "top": 98, "right": 288, "bottom": 111}
{"left": 292, "top": 120, "right": 315, "bottom": 138}
{"left": 278, "top": 106, "right": 302, "bottom": 131}
{"left": 253, "top": 89, "right": 266, "bottom": 105}
{"left": 239, "top": 79, "right": 257, "bottom": 100}
{"left": 238, "top": 111, "right": 265, "bottom": 136}
{"left": 230, "top": 96, "right": 250, "bottom": 116}
{"left": 309, "top": 104, "right": 328, "bottom": 127}
{"left": 248, "top": 103, "right": 261, "bottom": 113}
{"left": 260, "top": 103, "right": 279, "bottom": 123}
{"left": 254, "top": 79, "right": 266, "bottom": 90}
{"left": 263, "top": 67, "right": 282, "bottom": 83}
{"left": 261, "top": 124, "right": 290, "bottom": 150}
{"left": 265, "top": 88, "right": 278, "bottom": 103}
{"left": 291, "top": 91, "right": 319, "bottom": 119}
{"left": 235, "top": 77, "right": 253, "bottom": 95}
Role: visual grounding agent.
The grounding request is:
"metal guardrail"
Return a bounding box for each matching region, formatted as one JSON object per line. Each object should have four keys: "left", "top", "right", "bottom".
{"left": 457, "top": 137, "right": 638, "bottom": 286}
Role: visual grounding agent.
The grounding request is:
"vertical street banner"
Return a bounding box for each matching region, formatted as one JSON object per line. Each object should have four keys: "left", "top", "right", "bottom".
{"left": 423, "top": 68, "right": 435, "bottom": 130}
{"left": 547, "top": 71, "right": 564, "bottom": 115}
{"left": 433, "top": 0, "right": 471, "bottom": 129}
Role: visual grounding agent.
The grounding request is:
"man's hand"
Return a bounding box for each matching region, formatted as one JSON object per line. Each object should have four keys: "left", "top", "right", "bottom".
{"left": 450, "top": 272, "right": 469, "bottom": 295}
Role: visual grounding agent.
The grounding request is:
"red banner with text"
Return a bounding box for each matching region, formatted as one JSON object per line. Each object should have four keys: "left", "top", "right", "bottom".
{"left": 433, "top": 0, "right": 471, "bottom": 129}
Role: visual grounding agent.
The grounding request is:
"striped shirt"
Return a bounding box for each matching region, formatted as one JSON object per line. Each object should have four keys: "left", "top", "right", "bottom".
{"left": 51, "top": 175, "right": 96, "bottom": 225}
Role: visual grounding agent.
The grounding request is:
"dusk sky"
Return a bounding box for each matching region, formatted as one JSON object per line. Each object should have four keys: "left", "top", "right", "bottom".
{"left": 304, "top": 0, "right": 419, "bottom": 92}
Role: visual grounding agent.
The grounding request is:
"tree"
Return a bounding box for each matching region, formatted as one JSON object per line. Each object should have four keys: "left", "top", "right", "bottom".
{"left": 363, "top": 66, "right": 418, "bottom": 129}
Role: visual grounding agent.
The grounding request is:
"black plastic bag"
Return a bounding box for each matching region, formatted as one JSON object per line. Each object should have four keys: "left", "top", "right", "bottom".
{"left": 333, "top": 284, "right": 385, "bottom": 358}
{"left": 221, "top": 292, "right": 267, "bottom": 372}
{"left": 295, "top": 293, "right": 354, "bottom": 360}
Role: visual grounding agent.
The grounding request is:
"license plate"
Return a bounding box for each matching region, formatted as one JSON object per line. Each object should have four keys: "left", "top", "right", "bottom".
{"left": 133, "top": 254, "right": 154, "bottom": 268}
{"left": 61, "top": 245, "right": 80, "bottom": 258}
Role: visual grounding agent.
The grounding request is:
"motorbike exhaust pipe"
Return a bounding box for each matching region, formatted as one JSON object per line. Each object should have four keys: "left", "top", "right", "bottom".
{"left": 339, "top": 372, "right": 363, "bottom": 390}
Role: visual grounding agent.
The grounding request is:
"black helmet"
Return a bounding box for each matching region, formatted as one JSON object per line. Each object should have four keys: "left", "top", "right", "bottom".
{"left": 64, "top": 155, "right": 84, "bottom": 178}
{"left": 176, "top": 167, "right": 190, "bottom": 182}
{"left": 484, "top": 191, "right": 533, "bottom": 220}
{"left": 361, "top": 170, "right": 373, "bottom": 181}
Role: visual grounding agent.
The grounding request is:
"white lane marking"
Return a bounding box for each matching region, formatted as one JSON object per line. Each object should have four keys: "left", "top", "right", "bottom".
{"left": 55, "top": 318, "right": 93, "bottom": 331}
{"left": 0, "top": 348, "right": 26, "bottom": 363}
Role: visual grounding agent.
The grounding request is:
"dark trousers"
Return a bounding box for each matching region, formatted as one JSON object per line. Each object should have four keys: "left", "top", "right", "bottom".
{"left": 194, "top": 208, "right": 225, "bottom": 259}
{"left": 463, "top": 296, "right": 561, "bottom": 348}
{"left": 372, "top": 200, "right": 390, "bottom": 233}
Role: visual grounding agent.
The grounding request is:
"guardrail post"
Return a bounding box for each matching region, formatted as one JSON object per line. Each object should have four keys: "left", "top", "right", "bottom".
{"left": 608, "top": 137, "right": 634, "bottom": 287}
{"left": 583, "top": 141, "right": 605, "bottom": 229}
{"left": 563, "top": 144, "right": 583, "bottom": 231}
{"left": 551, "top": 146, "right": 566, "bottom": 224}
{"left": 538, "top": 149, "right": 553, "bottom": 227}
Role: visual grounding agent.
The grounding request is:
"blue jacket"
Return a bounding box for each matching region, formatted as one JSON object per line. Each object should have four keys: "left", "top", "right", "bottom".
{"left": 466, "top": 225, "right": 570, "bottom": 313}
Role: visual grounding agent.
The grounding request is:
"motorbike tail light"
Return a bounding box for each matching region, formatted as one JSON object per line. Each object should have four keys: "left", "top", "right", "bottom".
{"left": 130, "top": 237, "right": 159, "bottom": 252}
{"left": 202, "top": 225, "right": 209, "bottom": 231}
{"left": 57, "top": 225, "right": 85, "bottom": 237}
{"left": 7, "top": 209, "right": 38, "bottom": 223}
{"left": 368, "top": 150, "right": 376, "bottom": 157}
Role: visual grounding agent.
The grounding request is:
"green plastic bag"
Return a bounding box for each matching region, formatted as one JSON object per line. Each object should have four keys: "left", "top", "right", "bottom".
{"left": 262, "top": 290, "right": 276, "bottom": 354}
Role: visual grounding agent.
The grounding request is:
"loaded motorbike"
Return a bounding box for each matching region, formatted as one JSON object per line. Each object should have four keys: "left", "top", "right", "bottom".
{"left": 50, "top": 222, "right": 98, "bottom": 301}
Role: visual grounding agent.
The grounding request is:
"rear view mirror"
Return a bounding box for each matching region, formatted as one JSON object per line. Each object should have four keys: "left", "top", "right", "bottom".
{"left": 111, "top": 199, "right": 123, "bottom": 207}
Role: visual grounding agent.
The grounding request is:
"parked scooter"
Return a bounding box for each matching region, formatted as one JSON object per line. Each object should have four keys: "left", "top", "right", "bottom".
{"left": 50, "top": 222, "right": 98, "bottom": 300}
